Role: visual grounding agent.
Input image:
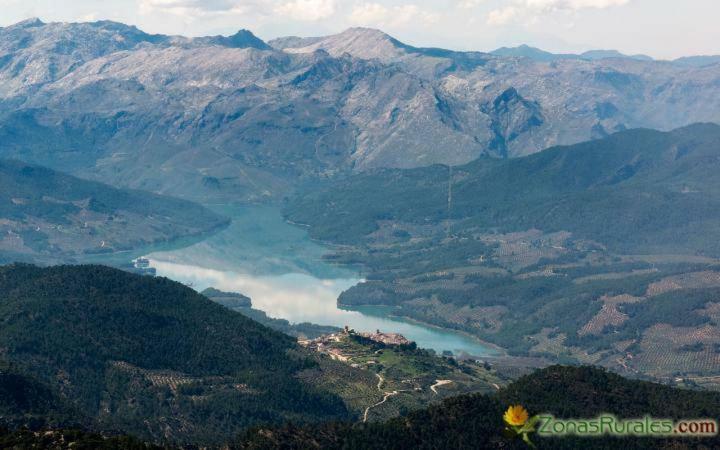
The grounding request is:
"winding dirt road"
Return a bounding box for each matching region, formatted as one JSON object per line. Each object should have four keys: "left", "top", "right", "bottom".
{"left": 430, "top": 379, "right": 453, "bottom": 395}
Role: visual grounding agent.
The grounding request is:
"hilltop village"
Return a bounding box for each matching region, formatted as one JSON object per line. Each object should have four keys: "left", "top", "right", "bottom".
{"left": 300, "top": 326, "right": 413, "bottom": 363}
{"left": 296, "top": 325, "right": 504, "bottom": 421}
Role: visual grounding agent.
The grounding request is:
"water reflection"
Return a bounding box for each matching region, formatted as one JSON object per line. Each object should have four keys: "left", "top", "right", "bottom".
{"left": 149, "top": 260, "right": 360, "bottom": 323}
{"left": 147, "top": 206, "right": 498, "bottom": 357}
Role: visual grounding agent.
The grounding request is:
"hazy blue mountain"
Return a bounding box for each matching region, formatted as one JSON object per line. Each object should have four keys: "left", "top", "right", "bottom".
{"left": 581, "top": 49, "right": 653, "bottom": 61}
{"left": 673, "top": 55, "right": 720, "bottom": 67}
{"left": 491, "top": 44, "right": 569, "bottom": 61}
{"left": 1, "top": 20, "right": 720, "bottom": 202}
{"left": 491, "top": 45, "right": 653, "bottom": 62}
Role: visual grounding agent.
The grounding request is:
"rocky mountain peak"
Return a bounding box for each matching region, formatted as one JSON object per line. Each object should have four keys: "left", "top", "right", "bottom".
{"left": 283, "top": 27, "right": 408, "bottom": 61}
{"left": 8, "top": 17, "right": 45, "bottom": 29}
{"left": 196, "top": 29, "right": 272, "bottom": 50}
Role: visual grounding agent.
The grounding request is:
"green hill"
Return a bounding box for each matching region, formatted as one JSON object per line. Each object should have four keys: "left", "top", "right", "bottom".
{"left": 0, "top": 363, "right": 83, "bottom": 430}
{"left": 3, "top": 365, "right": 720, "bottom": 448}
{"left": 238, "top": 365, "right": 720, "bottom": 449}
{"left": 0, "top": 428, "right": 159, "bottom": 450}
{"left": 286, "top": 123, "right": 720, "bottom": 255}
{"left": 0, "top": 159, "right": 228, "bottom": 264}
{"left": 283, "top": 124, "right": 720, "bottom": 378}
{"left": 0, "top": 264, "right": 348, "bottom": 445}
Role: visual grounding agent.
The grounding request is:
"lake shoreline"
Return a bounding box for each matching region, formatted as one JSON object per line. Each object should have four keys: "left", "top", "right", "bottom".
{"left": 143, "top": 204, "right": 501, "bottom": 357}
{"left": 339, "top": 302, "right": 506, "bottom": 358}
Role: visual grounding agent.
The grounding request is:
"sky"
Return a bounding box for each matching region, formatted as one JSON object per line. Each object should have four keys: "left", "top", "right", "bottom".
{"left": 0, "top": 0, "right": 717, "bottom": 59}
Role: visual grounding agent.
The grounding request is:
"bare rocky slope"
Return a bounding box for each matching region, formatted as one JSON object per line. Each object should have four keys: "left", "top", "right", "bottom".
{"left": 1, "top": 19, "right": 720, "bottom": 202}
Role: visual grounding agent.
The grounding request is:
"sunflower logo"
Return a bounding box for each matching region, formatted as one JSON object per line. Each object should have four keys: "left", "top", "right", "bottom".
{"left": 503, "top": 405, "right": 539, "bottom": 448}
{"left": 504, "top": 405, "right": 530, "bottom": 426}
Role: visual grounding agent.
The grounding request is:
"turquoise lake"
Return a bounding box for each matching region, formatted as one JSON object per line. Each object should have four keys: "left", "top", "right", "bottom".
{"left": 145, "top": 205, "right": 499, "bottom": 357}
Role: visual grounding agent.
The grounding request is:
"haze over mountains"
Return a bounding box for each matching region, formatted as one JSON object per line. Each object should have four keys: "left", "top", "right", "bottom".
{"left": 489, "top": 44, "right": 720, "bottom": 68}
{"left": 489, "top": 45, "right": 655, "bottom": 63}
{"left": 2, "top": 14, "right": 720, "bottom": 449}
{"left": 1, "top": 19, "right": 720, "bottom": 202}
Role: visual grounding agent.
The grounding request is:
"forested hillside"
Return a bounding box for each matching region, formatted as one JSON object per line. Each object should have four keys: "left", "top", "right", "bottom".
{"left": 238, "top": 365, "right": 720, "bottom": 449}
{"left": 286, "top": 123, "right": 720, "bottom": 255}
{"left": 5, "top": 365, "right": 718, "bottom": 449}
{"left": 284, "top": 125, "right": 720, "bottom": 383}
{"left": 0, "top": 159, "right": 228, "bottom": 264}
{"left": 0, "top": 264, "right": 348, "bottom": 444}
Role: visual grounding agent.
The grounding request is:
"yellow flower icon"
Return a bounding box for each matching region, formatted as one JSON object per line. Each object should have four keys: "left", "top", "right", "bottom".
{"left": 504, "top": 405, "right": 529, "bottom": 427}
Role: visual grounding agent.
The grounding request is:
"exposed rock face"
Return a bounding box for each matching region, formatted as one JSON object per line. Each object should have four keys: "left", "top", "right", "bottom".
{"left": 1, "top": 20, "right": 720, "bottom": 201}
{"left": 194, "top": 29, "right": 273, "bottom": 50}
{"left": 483, "top": 88, "right": 545, "bottom": 157}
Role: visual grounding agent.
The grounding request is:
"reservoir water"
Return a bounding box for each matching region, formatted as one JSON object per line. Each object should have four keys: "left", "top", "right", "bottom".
{"left": 146, "top": 205, "right": 499, "bottom": 357}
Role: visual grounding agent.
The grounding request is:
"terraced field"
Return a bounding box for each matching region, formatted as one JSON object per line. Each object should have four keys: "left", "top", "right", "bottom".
{"left": 578, "top": 295, "right": 643, "bottom": 337}
{"left": 646, "top": 271, "right": 720, "bottom": 296}
{"left": 632, "top": 324, "right": 720, "bottom": 377}
{"left": 298, "top": 332, "right": 502, "bottom": 421}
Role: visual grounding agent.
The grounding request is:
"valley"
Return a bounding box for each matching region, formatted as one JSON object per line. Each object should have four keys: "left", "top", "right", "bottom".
{"left": 143, "top": 205, "right": 500, "bottom": 358}
{"left": 284, "top": 124, "right": 720, "bottom": 387}
{"left": 0, "top": 12, "right": 719, "bottom": 449}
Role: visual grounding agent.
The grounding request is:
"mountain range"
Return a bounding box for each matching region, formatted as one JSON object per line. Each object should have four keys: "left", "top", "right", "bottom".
{"left": 490, "top": 44, "right": 720, "bottom": 68}
{"left": 1, "top": 19, "right": 720, "bottom": 202}
{"left": 285, "top": 123, "right": 720, "bottom": 255}
{"left": 490, "top": 44, "right": 653, "bottom": 62}
{"left": 2, "top": 12, "right": 720, "bottom": 450}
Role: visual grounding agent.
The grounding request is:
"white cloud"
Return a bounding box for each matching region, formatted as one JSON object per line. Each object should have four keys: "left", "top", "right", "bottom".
{"left": 138, "top": 0, "right": 262, "bottom": 18}
{"left": 349, "top": 2, "right": 438, "bottom": 28}
{"left": 488, "top": 0, "right": 630, "bottom": 25}
{"left": 525, "top": 0, "right": 629, "bottom": 12}
{"left": 274, "top": 0, "right": 336, "bottom": 21}
{"left": 487, "top": 6, "right": 519, "bottom": 25}
{"left": 140, "top": 0, "right": 335, "bottom": 22}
